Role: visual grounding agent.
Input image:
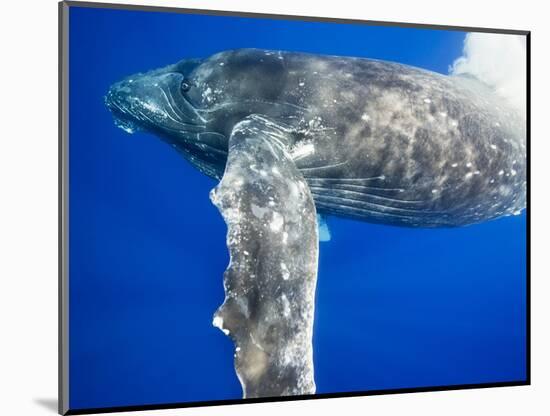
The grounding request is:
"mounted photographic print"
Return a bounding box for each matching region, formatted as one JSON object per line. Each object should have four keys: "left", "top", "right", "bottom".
{"left": 59, "top": 1, "right": 530, "bottom": 414}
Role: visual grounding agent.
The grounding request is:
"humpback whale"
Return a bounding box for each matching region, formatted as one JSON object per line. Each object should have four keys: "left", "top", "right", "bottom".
{"left": 105, "top": 48, "right": 526, "bottom": 398}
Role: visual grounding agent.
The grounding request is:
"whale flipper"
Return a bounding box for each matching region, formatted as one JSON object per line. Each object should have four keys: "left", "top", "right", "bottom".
{"left": 317, "top": 214, "right": 331, "bottom": 242}
{"left": 209, "top": 115, "right": 319, "bottom": 398}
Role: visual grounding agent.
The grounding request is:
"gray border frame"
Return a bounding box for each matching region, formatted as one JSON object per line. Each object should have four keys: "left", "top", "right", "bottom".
{"left": 59, "top": 2, "right": 531, "bottom": 415}
{"left": 59, "top": 2, "right": 70, "bottom": 414}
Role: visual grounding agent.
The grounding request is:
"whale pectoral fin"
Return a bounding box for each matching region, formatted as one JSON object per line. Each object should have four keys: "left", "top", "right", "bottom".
{"left": 317, "top": 214, "right": 332, "bottom": 242}
{"left": 209, "top": 115, "right": 319, "bottom": 398}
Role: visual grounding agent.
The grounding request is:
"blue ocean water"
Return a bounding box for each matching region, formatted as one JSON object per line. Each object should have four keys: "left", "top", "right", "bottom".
{"left": 68, "top": 6, "right": 527, "bottom": 410}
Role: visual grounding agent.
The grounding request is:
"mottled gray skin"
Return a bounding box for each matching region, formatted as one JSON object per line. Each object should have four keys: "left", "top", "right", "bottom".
{"left": 106, "top": 48, "right": 526, "bottom": 227}
{"left": 105, "top": 48, "right": 526, "bottom": 398}
{"left": 210, "top": 115, "right": 318, "bottom": 397}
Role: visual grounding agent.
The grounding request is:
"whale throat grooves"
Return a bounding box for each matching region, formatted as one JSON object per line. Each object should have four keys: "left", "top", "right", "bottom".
{"left": 209, "top": 115, "right": 319, "bottom": 398}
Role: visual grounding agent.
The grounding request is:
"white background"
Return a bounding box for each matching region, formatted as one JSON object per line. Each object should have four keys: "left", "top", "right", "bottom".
{"left": 0, "top": 0, "right": 548, "bottom": 415}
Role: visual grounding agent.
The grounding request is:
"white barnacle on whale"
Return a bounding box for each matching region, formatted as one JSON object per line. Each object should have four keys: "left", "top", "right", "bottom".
{"left": 202, "top": 86, "right": 213, "bottom": 103}
{"left": 281, "top": 294, "right": 291, "bottom": 318}
{"left": 280, "top": 263, "right": 290, "bottom": 280}
{"left": 270, "top": 212, "right": 284, "bottom": 233}
{"left": 282, "top": 231, "right": 289, "bottom": 245}
{"left": 141, "top": 101, "right": 168, "bottom": 119}
{"left": 290, "top": 142, "right": 315, "bottom": 161}
{"left": 212, "top": 316, "right": 230, "bottom": 335}
{"left": 287, "top": 181, "right": 301, "bottom": 200}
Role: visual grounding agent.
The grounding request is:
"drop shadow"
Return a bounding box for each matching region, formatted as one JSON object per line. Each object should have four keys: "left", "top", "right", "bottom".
{"left": 34, "top": 398, "right": 58, "bottom": 413}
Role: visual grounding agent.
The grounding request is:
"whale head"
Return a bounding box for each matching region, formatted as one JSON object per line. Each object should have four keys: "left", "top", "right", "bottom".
{"left": 105, "top": 58, "right": 232, "bottom": 178}
{"left": 105, "top": 50, "right": 307, "bottom": 178}
{"left": 105, "top": 59, "right": 208, "bottom": 134}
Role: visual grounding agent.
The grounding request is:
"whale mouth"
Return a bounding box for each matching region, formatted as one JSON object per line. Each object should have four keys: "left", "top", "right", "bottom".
{"left": 105, "top": 71, "right": 207, "bottom": 136}
{"left": 112, "top": 115, "right": 141, "bottom": 134}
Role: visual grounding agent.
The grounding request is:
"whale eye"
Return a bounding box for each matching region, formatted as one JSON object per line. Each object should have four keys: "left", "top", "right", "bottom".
{"left": 180, "top": 79, "right": 191, "bottom": 93}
